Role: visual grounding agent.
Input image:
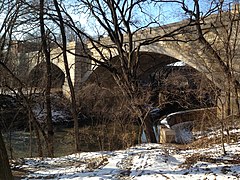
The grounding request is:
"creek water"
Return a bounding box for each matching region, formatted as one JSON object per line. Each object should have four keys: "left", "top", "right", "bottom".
{"left": 3, "top": 127, "right": 101, "bottom": 159}
{"left": 3, "top": 123, "right": 143, "bottom": 159}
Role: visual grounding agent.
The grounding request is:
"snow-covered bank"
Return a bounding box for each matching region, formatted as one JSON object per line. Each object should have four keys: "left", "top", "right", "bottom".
{"left": 12, "top": 140, "right": 240, "bottom": 179}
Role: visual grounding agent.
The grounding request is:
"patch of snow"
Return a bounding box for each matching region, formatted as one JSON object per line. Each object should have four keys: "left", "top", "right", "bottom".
{"left": 32, "top": 104, "right": 71, "bottom": 123}
{"left": 15, "top": 140, "right": 240, "bottom": 180}
{"left": 160, "top": 118, "right": 170, "bottom": 129}
{"left": 167, "top": 61, "right": 186, "bottom": 66}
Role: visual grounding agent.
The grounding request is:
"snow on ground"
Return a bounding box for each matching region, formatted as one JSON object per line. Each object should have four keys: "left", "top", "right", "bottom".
{"left": 13, "top": 139, "right": 240, "bottom": 180}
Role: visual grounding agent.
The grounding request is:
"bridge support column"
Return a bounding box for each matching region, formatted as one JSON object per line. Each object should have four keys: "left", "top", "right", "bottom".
{"left": 58, "top": 42, "right": 91, "bottom": 98}
{"left": 73, "top": 43, "right": 92, "bottom": 93}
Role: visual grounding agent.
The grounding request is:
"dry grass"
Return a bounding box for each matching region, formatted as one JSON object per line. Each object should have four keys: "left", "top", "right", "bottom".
{"left": 180, "top": 151, "right": 240, "bottom": 169}
{"left": 78, "top": 122, "right": 138, "bottom": 151}
{"left": 76, "top": 83, "right": 152, "bottom": 150}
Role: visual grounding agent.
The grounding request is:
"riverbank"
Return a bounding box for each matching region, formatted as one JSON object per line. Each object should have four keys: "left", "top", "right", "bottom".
{"left": 11, "top": 128, "right": 240, "bottom": 179}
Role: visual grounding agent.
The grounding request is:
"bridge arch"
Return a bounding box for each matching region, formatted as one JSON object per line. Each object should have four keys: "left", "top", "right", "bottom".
{"left": 86, "top": 50, "right": 213, "bottom": 89}
{"left": 86, "top": 50, "right": 216, "bottom": 115}
{"left": 141, "top": 44, "right": 209, "bottom": 77}
{"left": 139, "top": 42, "right": 228, "bottom": 89}
{"left": 28, "top": 62, "right": 65, "bottom": 89}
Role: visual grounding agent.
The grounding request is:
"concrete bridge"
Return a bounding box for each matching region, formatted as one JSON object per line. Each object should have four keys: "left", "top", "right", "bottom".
{"left": 89, "top": 14, "right": 240, "bottom": 89}
{"left": 21, "top": 10, "right": 240, "bottom": 113}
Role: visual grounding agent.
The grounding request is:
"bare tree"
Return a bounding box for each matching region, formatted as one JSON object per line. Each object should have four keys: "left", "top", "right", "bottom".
{"left": 193, "top": 0, "right": 239, "bottom": 116}
{"left": 39, "top": 0, "right": 54, "bottom": 157}
{"left": 62, "top": 0, "right": 202, "bottom": 143}
{"left": 0, "top": 0, "right": 56, "bottom": 158}
{"left": 52, "top": 0, "right": 81, "bottom": 151}
{"left": 160, "top": 0, "right": 240, "bottom": 153}
{"left": 0, "top": 0, "right": 23, "bottom": 177}
{"left": 20, "top": 0, "right": 240, "bottom": 146}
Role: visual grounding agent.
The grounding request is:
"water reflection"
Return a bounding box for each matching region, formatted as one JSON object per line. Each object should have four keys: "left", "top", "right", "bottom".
{"left": 3, "top": 123, "right": 139, "bottom": 159}
{"left": 3, "top": 129, "right": 75, "bottom": 158}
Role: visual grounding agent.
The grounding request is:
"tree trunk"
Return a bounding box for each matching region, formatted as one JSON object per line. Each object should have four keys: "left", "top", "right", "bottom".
{"left": 139, "top": 106, "right": 157, "bottom": 143}
{"left": 40, "top": 0, "right": 54, "bottom": 157}
{"left": 144, "top": 114, "right": 157, "bottom": 143}
{"left": 53, "top": 0, "right": 81, "bottom": 151}
{"left": 0, "top": 132, "right": 13, "bottom": 180}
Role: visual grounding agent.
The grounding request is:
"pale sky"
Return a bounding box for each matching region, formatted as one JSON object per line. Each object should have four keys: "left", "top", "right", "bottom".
{"left": 68, "top": 0, "right": 231, "bottom": 36}
{"left": 0, "top": 0, "right": 235, "bottom": 38}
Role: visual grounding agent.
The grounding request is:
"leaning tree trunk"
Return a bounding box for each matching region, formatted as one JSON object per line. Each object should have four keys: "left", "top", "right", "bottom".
{"left": 0, "top": 132, "right": 13, "bottom": 180}
{"left": 137, "top": 106, "right": 157, "bottom": 143}
{"left": 144, "top": 113, "right": 157, "bottom": 143}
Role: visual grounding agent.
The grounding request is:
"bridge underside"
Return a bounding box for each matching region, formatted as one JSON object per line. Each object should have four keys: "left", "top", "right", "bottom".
{"left": 87, "top": 52, "right": 176, "bottom": 85}
{"left": 87, "top": 51, "right": 213, "bottom": 88}
{"left": 28, "top": 62, "right": 65, "bottom": 89}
